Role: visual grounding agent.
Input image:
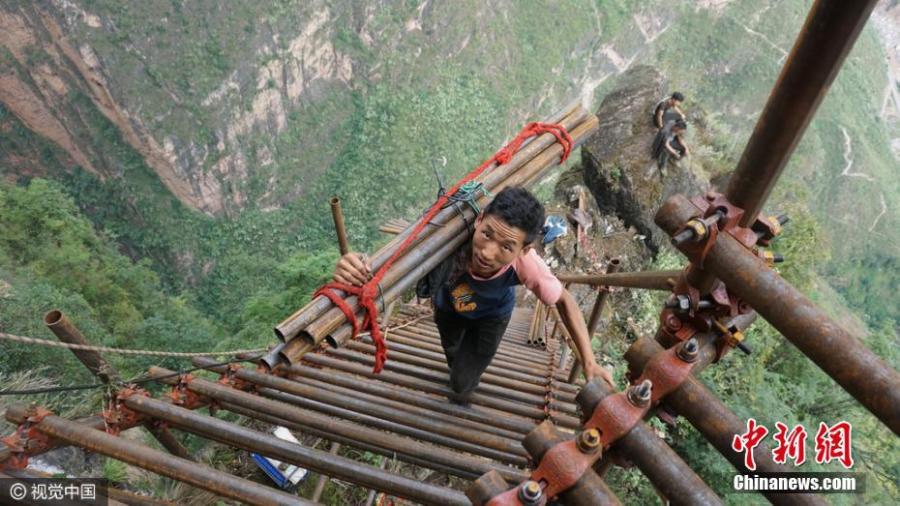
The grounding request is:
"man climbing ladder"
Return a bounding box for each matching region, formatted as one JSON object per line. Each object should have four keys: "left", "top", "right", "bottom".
{"left": 334, "top": 186, "right": 613, "bottom": 404}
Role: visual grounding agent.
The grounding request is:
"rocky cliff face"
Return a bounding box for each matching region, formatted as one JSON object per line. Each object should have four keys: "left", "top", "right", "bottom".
{"left": 0, "top": 0, "right": 675, "bottom": 216}
{"left": 0, "top": 1, "right": 357, "bottom": 215}
{"left": 0, "top": 4, "right": 216, "bottom": 212}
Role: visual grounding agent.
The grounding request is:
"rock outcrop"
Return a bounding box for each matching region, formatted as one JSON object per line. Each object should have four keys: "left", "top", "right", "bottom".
{"left": 580, "top": 65, "right": 707, "bottom": 256}
{"left": 550, "top": 65, "right": 730, "bottom": 279}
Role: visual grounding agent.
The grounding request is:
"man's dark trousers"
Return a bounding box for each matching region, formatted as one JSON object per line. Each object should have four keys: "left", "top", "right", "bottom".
{"left": 434, "top": 309, "right": 511, "bottom": 399}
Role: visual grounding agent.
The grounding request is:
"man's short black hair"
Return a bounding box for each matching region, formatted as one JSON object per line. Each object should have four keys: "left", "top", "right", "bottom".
{"left": 483, "top": 186, "right": 545, "bottom": 245}
{"left": 671, "top": 92, "right": 685, "bottom": 102}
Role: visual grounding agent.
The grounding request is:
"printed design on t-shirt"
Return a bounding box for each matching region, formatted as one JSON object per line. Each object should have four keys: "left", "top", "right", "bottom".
{"left": 451, "top": 282, "right": 477, "bottom": 313}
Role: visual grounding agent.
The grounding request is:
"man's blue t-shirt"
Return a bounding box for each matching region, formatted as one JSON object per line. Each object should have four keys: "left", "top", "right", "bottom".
{"left": 433, "top": 249, "right": 563, "bottom": 320}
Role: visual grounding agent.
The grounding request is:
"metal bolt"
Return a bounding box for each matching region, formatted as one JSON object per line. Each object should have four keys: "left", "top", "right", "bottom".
{"left": 665, "top": 294, "right": 691, "bottom": 312}
{"left": 519, "top": 480, "right": 543, "bottom": 504}
{"left": 677, "top": 338, "right": 699, "bottom": 363}
{"left": 627, "top": 379, "right": 653, "bottom": 407}
{"left": 576, "top": 428, "right": 602, "bottom": 453}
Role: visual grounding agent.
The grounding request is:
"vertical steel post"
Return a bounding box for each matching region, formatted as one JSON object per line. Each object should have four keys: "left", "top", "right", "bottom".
{"left": 726, "top": 0, "right": 880, "bottom": 225}
{"left": 44, "top": 310, "right": 118, "bottom": 383}
{"left": 43, "top": 310, "right": 193, "bottom": 460}
{"left": 330, "top": 197, "right": 350, "bottom": 255}
{"left": 310, "top": 442, "right": 341, "bottom": 501}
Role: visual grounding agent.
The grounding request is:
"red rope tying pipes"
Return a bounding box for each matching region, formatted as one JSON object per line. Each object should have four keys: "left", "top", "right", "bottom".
{"left": 315, "top": 122, "right": 573, "bottom": 373}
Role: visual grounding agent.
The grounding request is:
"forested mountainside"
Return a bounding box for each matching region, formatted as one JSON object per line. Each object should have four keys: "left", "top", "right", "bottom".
{"left": 0, "top": 1, "right": 897, "bottom": 503}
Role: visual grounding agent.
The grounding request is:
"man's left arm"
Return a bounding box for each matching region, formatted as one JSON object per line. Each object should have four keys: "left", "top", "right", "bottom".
{"left": 555, "top": 289, "right": 614, "bottom": 386}
{"left": 516, "top": 249, "right": 613, "bottom": 386}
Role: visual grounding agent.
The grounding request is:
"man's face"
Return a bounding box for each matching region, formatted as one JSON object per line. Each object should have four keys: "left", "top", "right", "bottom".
{"left": 470, "top": 214, "right": 530, "bottom": 277}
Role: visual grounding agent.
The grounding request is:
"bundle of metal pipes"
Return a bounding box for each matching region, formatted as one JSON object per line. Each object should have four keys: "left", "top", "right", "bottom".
{"left": 267, "top": 103, "right": 599, "bottom": 367}
{"left": 525, "top": 303, "right": 548, "bottom": 347}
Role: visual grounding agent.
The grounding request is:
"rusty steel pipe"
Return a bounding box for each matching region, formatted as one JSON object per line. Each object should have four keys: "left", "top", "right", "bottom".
{"left": 347, "top": 338, "right": 560, "bottom": 392}
{"left": 44, "top": 310, "right": 118, "bottom": 383}
{"left": 330, "top": 197, "right": 350, "bottom": 255}
{"left": 311, "top": 442, "right": 341, "bottom": 502}
{"left": 121, "top": 396, "right": 469, "bottom": 506}
{"left": 625, "top": 337, "right": 829, "bottom": 506}
{"left": 4, "top": 405, "right": 308, "bottom": 506}
{"left": 277, "top": 339, "right": 317, "bottom": 366}
{"left": 387, "top": 320, "right": 573, "bottom": 387}
{"left": 145, "top": 423, "right": 194, "bottom": 462}
{"left": 268, "top": 364, "right": 524, "bottom": 440}
{"left": 585, "top": 259, "right": 622, "bottom": 338}
{"left": 569, "top": 260, "right": 622, "bottom": 381}
{"left": 43, "top": 311, "right": 193, "bottom": 460}
{"left": 365, "top": 333, "right": 579, "bottom": 397}
{"left": 374, "top": 331, "right": 552, "bottom": 376}
{"left": 527, "top": 303, "right": 545, "bottom": 345}
{"left": 399, "top": 327, "right": 552, "bottom": 364}
{"left": 522, "top": 421, "right": 622, "bottom": 506}
{"left": 299, "top": 352, "right": 582, "bottom": 429}
{"left": 658, "top": 195, "right": 900, "bottom": 435}
{"left": 219, "top": 400, "right": 479, "bottom": 480}
{"left": 317, "top": 116, "right": 600, "bottom": 347}
{"left": 557, "top": 269, "right": 679, "bottom": 291}
{"left": 299, "top": 352, "right": 548, "bottom": 420}
{"left": 285, "top": 362, "right": 536, "bottom": 433}
{"left": 576, "top": 379, "right": 722, "bottom": 506}
{"left": 304, "top": 354, "right": 578, "bottom": 428}
{"left": 680, "top": 0, "right": 879, "bottom": 294}
{"left": 276, "top": 105, "right": 590, "bottom": 342}
{"left": 166, "top": 363, "right": 528, "bottom": 466}
{"left": 365, "top": 459, "right": 392, "bottom": 506}
{"left": 254, "top": 373, "right": 530, "bottom": 456}
{"left": 257, "top": 387, "right": 527, "bottom": 466}
{"left": 337, "top": 356, "right": 576, "bottom": 426}
{"left": 323, "top": 347, "right": 573, "bottom": 412}
{"left": 726, "top": 0, "right": 879, "bottom": 225}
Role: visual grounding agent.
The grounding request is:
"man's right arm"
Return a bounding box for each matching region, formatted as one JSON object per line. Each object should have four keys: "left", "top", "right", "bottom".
{"left": 334, "top": 252, "right": 372, "bottom": 286}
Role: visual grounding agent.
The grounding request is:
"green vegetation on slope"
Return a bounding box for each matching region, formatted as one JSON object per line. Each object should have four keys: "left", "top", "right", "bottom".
{"left": 0, "top": 0, "right": 897, "bottom": 503}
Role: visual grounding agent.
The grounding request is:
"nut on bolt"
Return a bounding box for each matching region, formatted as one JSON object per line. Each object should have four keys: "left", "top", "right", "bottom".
{"left": 576, "top": 428, "right": 602, "bottom": 453}
{"left": 677, "top": 338, "right": 699, "bottom": 363}
{"left": 626, "top": 379, "right": 653, "bottom": 407}
{"left": 668, "top": 294, "right": 691, "bottom": 312}
{"left": 518, "top": 480, "right": 543, "bottom": 504}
